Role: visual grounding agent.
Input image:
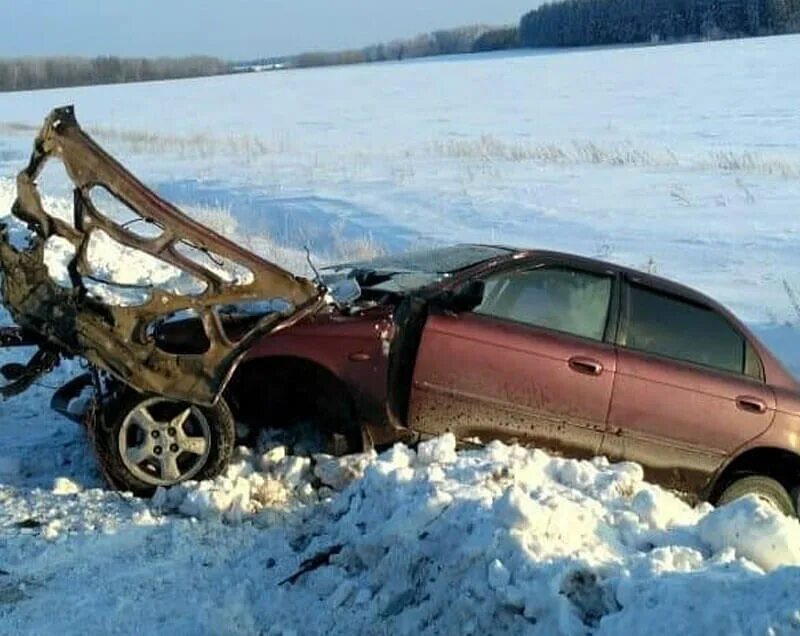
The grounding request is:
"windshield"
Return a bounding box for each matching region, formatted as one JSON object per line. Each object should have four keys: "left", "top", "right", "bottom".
{"left": 323, "top": 244, "right": 514, "bottom": 293}
{"left": 333, "top": 244, "right": 513, "bottom": 275}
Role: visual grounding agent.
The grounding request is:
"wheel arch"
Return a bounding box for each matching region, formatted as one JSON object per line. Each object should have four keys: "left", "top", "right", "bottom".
{"left": 707, "top": 446, "right": 800, "bottom": 503}
{"left": 223, "top": 354, "right": 364, "bottom": 447}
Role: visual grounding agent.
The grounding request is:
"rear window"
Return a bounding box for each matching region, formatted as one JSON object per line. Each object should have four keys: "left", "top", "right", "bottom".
{"left": 624, "top": 284, "right": 746, "bottom": 375}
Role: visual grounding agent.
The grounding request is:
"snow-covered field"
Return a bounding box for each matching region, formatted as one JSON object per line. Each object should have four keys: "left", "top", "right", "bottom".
{"left": 2, "top": 34, "right": 800, "bottom": 634}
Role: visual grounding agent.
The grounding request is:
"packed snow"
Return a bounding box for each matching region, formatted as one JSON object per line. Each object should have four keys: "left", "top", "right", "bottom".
{"left": 4, "top": 428, "right": 800, "bottom": 634}
{"left": 2, "top": 34, "right": 800, "bottom": 634}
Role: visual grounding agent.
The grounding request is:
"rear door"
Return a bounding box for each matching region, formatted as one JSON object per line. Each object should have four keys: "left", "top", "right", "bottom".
{"left": 408, "top": 262, "right": 618, "bottom": 458}
{"left": 601, "top": 278, "right": 776, "bottom": 491}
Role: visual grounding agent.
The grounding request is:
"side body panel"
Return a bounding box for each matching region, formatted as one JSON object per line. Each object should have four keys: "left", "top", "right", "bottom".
{"left": 243, "top": 309, "right": 397, "bottom": 442}
{"left": 706, "top": 387, "right": 800, "bottom": 496}
{"left": 408, "top": 312, "right": 616, "bottom": 458}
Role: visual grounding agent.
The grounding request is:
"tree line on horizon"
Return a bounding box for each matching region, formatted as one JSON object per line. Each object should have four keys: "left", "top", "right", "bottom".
{"left": 2, "top": 0, "right": 800, "bottom": 93}
{"left": 0, "top": 56, "right": 230, "bottom": 92}
{"left": 262, "top": 0, "right": 800, "bottom": 70}
{"left": 518, "top": 0, "right": 800, "bottom": 46}
{"left": 290, "top": 25, "right": 518, "bottom": 68}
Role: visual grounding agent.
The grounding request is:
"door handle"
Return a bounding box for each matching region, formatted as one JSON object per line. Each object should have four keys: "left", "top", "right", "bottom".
{"left": 736, "top": 396, "right": 767, "bottom": 414}
{"left": 568, "top": 356, "right": 603, "bottom": 376}
{"left": 348, "top": 351, "right": 372, "bottom": 362}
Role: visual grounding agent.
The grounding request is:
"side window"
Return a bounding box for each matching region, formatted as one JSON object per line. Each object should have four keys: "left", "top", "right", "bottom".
{"left": 474, "top": 267, "right": 612, "bottom": 341}
{"left": 624, "top": 284, "right": 748, "bottom": 375}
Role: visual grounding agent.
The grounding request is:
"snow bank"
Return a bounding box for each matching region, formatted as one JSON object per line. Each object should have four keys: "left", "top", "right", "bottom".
{"left": 698, "top": 496, "right": 800, "bottom": 572}
{"left": 3, "top": 415, "right": 800, "bottom": 634}
{"left": 3, "top": 433, "right": 792, "bottom": 634}
{"left": 151, "top": 444, "right": 376, "bottom": 524}
{"left": 252, "top": 436, "right": 800, "bottom": 635}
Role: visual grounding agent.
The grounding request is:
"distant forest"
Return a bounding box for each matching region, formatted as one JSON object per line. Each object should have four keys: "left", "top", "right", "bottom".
{"left": 3, "top": 0, "right": 800, "bottom": 92}
{"left": 275, "top": 0, "right": 800, "bottom": 70}
{"left": 0, "top": 56, "right": 230, "bottom": 92}
{"left": 519, "top": 0, "right": 800, "bottom": 47}
{"left": 290, "top": 25, "right": 518, "bottom": 68}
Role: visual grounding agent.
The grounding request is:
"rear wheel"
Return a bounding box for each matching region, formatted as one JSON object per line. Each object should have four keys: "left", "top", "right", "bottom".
{"left": 716, "top": 475, "right": 796, "bottom": 516}
{"left": 91, "top": 391, "right": 235, "bottom": 497}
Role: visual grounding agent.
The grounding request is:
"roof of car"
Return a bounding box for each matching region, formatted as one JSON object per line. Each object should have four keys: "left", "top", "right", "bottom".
{"left": 471, "top": 244, "right": 728, "bottom": 314}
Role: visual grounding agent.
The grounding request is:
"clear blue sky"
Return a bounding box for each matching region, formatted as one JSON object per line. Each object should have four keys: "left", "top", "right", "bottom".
{"left": 3, "top": 1, "right": 539, "bottom": 60}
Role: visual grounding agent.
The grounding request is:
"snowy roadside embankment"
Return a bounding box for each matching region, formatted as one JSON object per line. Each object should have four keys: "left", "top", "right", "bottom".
{"left": 4, "top": 434, "right": 800, "bottom": 634}
{"left": 156, "top": 435, "right": 800, "bottom": 634}
{"left": 151, "top": 437, "right": 800, "bottom": 634}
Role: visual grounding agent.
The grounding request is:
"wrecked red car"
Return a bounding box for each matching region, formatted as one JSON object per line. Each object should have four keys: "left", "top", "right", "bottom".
{"left": 3, "top": 107, "right": 800, "bottom": 516}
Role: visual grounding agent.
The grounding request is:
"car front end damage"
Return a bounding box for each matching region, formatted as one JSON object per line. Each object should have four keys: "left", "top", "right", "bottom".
{"left": 0, "top": 106, "right": 327, "bottom": 412}
{"left": 0, "top": 107, "right": 508, "bottom": 492}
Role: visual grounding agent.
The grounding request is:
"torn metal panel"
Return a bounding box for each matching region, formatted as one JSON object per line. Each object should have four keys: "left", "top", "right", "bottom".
{"left": 0, "top": 106, "right": 325, "bottom": 405}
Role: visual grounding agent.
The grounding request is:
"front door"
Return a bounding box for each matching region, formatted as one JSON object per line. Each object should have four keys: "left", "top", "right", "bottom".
{"left": 408, "top": 265, "right": 618, "bottom": 458}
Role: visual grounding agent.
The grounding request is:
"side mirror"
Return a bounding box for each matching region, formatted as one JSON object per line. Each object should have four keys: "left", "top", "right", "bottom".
{"left": 449, "top": 280, "right": 485, "bottom": 313}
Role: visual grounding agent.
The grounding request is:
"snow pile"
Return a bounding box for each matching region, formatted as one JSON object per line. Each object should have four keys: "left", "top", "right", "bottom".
{"left": 255, "top": 436, "right": 800, "bottom": 635}
{"left": 697, "top": 496, "right": 800, "bottom": 572}
{"left": 4, "top": 430, "right": 800, "bottom": 633}
{"left": 152, "top": 444, "right": 376, "bottom": 525}
{"left": 4, "top": 430, "right": 790, "bottom": 634}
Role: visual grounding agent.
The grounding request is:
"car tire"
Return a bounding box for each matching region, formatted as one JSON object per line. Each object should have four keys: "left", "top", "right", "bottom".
{"left": 716, "top": 475, "right": 796, "bottom": 516}
{"left": 90, "top": 390, "right": 235, "bottom": 497}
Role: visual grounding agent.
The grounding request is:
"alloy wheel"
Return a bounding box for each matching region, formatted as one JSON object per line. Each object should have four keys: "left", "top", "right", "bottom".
{"left": 117, "top": 397, "right": 211, "bottom": 486}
